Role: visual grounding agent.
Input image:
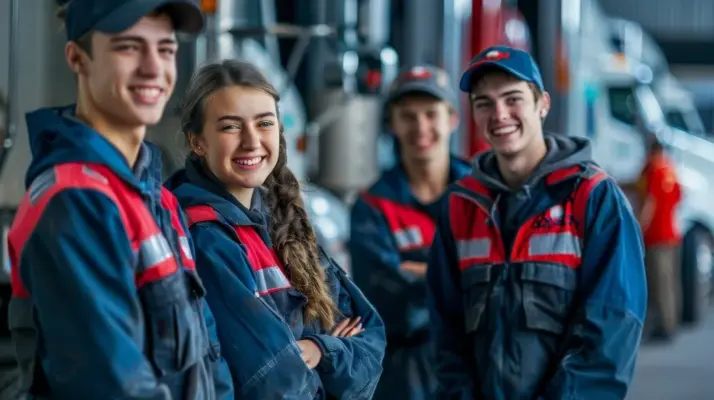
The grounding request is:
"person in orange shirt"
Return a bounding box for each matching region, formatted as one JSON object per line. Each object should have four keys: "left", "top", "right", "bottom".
{"left": 637, "top": 136, "right": 682, "bottom": 341}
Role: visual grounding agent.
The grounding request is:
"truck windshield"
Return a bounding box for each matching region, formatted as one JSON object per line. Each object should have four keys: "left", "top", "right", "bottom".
{"left": 664, "top": 110, "right": 689, "bottom": 133}
{"left": 608, "top": 86, "right": 637, "bottom": 126}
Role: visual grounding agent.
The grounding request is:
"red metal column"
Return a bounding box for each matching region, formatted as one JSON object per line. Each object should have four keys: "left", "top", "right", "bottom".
{"left": 465, "top": 0, "right": 505, "bottom": 158}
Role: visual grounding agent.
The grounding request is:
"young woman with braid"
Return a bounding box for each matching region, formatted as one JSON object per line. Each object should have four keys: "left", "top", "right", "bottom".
{"left": 165, "top": 59, "right": 385, "bottom": 399}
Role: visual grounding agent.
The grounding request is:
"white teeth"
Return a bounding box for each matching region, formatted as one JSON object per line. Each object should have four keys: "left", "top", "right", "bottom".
{"left": 492, "top": 126, "right": 518, "bottom": 136}
{"left": 235, "top": 157, "right": 262, "bottom": 166}
{"left": 133, "top": 88, "right": 160, "bottom": 98}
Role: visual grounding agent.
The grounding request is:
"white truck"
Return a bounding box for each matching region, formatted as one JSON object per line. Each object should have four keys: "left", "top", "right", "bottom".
{"left": 564, "top": 0, "right": 714, "bottom": 325}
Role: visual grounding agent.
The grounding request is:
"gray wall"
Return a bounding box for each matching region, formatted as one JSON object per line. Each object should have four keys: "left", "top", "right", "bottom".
{"left": 0, "top": 0, "right": 76, "bottom": 207}
{"left": 600, "top": 0, "right": 714, "bottom": 40}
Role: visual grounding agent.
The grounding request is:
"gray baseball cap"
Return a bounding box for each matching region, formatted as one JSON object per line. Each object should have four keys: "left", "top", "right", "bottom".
{"left": 385, "top": 64, "right": 457, "bottom": 107}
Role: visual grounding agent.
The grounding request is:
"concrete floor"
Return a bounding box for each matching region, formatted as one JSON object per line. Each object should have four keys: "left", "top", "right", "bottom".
{"left": 628, "top": 308, "right": 714, "bottom": 400}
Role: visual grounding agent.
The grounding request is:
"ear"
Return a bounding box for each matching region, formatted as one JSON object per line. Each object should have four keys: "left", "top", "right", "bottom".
{"left": 538, "top": 91, "right": 551, "bottom": 119}
{"left": 449, "top": 107, "right": 460, "bottom": 131}
{"left": 188, "top": 133, "right": 207, "bottom": 156}
{"left": 65, "top": 42, "right": 88, "bottom": 76}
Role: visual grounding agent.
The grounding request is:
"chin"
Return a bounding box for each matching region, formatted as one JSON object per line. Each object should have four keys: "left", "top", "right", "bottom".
{"left": 135, "top": 109, "right": 167, "bottom": 125}
{"left": 228, "top": 174, "right": 269, "bottom": 190}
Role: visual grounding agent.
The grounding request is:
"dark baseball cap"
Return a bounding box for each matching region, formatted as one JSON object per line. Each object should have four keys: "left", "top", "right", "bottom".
{"left": 459, "top": 45, "right": 544, "bottom": 93}
{"left": 386, "top": 65, "right": 457, "bottom": 107}
{"left": 64, "top": 0, "right": 205, "bottom": 42}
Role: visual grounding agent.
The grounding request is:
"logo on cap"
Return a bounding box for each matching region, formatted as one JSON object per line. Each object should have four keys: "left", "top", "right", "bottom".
{"left": 474, "top": 50, "right": 511, "bottom": 66}
{"left": 404, "top": 66, "right": 432, "bottom": 80}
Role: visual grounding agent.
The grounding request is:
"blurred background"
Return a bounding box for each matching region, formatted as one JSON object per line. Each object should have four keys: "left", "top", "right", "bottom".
{"left": 1, "top": 0, "right": 714, "bottom": 398}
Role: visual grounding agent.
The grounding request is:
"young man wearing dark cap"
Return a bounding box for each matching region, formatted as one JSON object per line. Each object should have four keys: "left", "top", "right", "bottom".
{"left": 426, "top": 46, "right": 647, "bottom": 399}
{"left": 6, "top": 1, "right": 233, "bottom": 398}
{"left": 349, "top": 65, "right": 471, "bottom": 399}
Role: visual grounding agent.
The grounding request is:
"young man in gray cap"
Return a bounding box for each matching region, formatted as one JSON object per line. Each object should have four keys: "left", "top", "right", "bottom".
{"left": 426, "top": 45, "right": 646, "bottom": 399}
{"left": 6, "top": 1, "right": 233, "bottom": 398}
{"left": 350, "top": 65, "right": 471, "bottom": 399}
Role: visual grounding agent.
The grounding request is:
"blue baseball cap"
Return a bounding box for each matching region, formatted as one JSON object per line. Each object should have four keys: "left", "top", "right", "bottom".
{"left": 459, "top": 46, "right": 544, "bottom": 93}
{"left": 63, "top": 0, "right": 205, "bottom": 42}
{"left": 386, "top": 64, "right": 457, "bottom": 107}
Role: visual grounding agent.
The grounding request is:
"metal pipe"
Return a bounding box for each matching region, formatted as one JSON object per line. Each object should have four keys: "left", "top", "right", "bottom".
{"left": 0, "top": 0, "right": 20, "bottom": 174}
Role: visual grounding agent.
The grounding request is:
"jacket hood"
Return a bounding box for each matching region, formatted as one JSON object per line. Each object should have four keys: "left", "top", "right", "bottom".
{"left": 471, "top": 134, "right": 593, "bottom": 193}
{"left": 164, "top": 153, "right": 267, "bottom": 227}
{"left": 24, "top": 105, "right": 163, "bottom": 192}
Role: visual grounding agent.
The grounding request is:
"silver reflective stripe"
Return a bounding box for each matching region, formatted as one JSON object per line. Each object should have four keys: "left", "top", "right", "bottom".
{"left": 139, "top": 234, "right": 173, "bottom": 268}
{"left": 528, "top": 233, "right": 581, "bottom": 257}
{"left": 29, "top": 168, "right": 57, "bottom": 204}
{"left": 394, "top": 226, "right": 423, "bottom": 250}
{"left": 81, "top": 165, "right": 108, "bottom": 184}
{"left": 457, "top": 238, "right": 491, "bottom": 260}
{"left": 178, "top": 236, "right": 193, "bottom": 260}
{"left": 255, "top": 266, "right": 291, "bottom": 295}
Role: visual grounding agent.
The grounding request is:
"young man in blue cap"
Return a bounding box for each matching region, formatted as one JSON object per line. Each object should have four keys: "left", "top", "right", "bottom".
{"left": 350, "top": 65, "right": 471, "bottom": 400}
{"left": 426, "top": 46, "right": 647, "bottom": 399}
{"left": 6, "top": 1, "right": 233, "bottom": 398}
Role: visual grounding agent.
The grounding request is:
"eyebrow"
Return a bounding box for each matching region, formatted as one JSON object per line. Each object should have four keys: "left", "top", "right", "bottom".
{"left": 109, "top": 35, "right": 178, "bottom": 46}
{"left": 471, "top": 89, "right": 524, "bottom": 102}
{"left": 216, "top": 112, "right": 277, "bottom": 122}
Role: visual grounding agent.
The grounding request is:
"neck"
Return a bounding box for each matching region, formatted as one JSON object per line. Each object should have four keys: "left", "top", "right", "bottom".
{"left": 231, "top": 187, "right": 254, "bottom": 209}
{"left": 75, "top": 93, "right": 145, "bottom": 168}
{"left": 496, "top": 137, "right": 548, "bottom": 189}
{"left": 403, "top": 152, "right": 451, "bottom": 203}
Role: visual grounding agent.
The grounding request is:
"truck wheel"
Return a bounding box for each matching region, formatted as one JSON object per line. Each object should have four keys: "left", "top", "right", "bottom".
{"left": 680, "top": 228, "right": 712, "bottom": 325}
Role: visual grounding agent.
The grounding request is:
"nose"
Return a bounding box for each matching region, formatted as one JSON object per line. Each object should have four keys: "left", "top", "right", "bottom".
{"left": 492, "top": 101, "right": 510, "bottom": 122}
{"left": 415, "top": 114, "right": 431, "bottom": 134}
{"left": 240, "top": 125, "right": 261, "bottom": 150}
{"left": 138, "top": 47, "right": 161, "bottom": 78}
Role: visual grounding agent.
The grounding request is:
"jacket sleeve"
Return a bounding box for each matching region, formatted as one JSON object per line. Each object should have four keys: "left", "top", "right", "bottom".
{"left": 190, "top": 223, "right": 317, "bottom": 399}
{"left": 176, "top": 208, "right": 236, "bottom": 399}
{"left": 18, "top": 189, "right": 169, "bottom": 399}
{"left": 200, "top": 298, "right": 236, "bottom": 399}
{"left": 349, "top": 197, "right": 425, "bottom": 333}
{"left": 304, "top": 253, "right": 386, "bottom": 399}
{"left": 542, "top": 179, "right": 647, "bottom": 399}
{"left": 426, "top": 195, "right": 477, "bottom": 399}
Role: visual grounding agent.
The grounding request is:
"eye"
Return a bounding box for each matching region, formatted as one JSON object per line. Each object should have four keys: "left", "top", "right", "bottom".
{"left": 159, "top": 47, "right": 177, "bottom": 56}
{"left": 473, "top": 101, "right": 490, "bottom": 109}
{"left": 257, "top": 120, "right": 275, "bottom": 128}
{"left": 221, "top": 124, "right": 241, "bottom": 132}
{"left": 115, "top": 44, "right": 140, "bottom": 52}
{"left": 506, "top": 96, "right": 523, "bottom": 105}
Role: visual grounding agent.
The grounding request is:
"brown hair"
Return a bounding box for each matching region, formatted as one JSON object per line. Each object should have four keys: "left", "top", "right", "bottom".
{"left": 469, "top": 66, "right": 543, "bottom": 102}
{"left": 180, "top": 60, "right": 337, "bottom": 329}
{"left": 56, "top": 3, "right": 94, "bottom": 57}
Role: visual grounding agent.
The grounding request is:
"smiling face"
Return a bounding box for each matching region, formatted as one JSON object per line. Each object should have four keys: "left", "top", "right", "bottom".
{"left": 389, "top": 93, "right": 458, "bottom": 164}
{"left": 190, "top": 85, "right": 280, "bottom": 199}
{"left": 67, "top": 14, "right": 178, "bottom": 130}
{"left": 469, "top": 72, "right": 550, "bottom": 158}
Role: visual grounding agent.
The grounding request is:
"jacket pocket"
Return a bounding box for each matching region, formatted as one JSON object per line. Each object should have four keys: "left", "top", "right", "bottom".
{"left": 520, "top": 263, "right": 577, "bottom": 335}
{"left": 139, "top": 270, "right": 204, "bottom": 377}
{"left": 460, "top": 265, "right": 495, "bottom": 333}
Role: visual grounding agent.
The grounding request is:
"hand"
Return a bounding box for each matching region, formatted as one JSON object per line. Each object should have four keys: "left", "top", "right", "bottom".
{"left": 331, "top": 317, "right": 364, "bottom": 338}
{"left": 296, "top": 339, "right": 323, "bottom": 369}
{"left": 400, "top": 261, "right": 428, "bottom": 277}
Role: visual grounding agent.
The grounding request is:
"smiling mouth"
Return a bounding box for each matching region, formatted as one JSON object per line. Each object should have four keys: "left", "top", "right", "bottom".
{"left": 490, "top": 125, "right": 520, "bottom": 137}
{"left": 232, "top": 156, "right": 266, "bottom": 170}
{"left": 129, "top": 86, "right": 164, "bottom": 105}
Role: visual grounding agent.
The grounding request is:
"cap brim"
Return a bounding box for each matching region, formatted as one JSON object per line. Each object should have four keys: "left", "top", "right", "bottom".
{"left": 94, "top": 0, "right": 205, "bottom": 35}
{"left": 459, "top": 62, "right": 534, "bottom": 92}
{"left": 387, "top": 82, "right": 451, "bottom": 105}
